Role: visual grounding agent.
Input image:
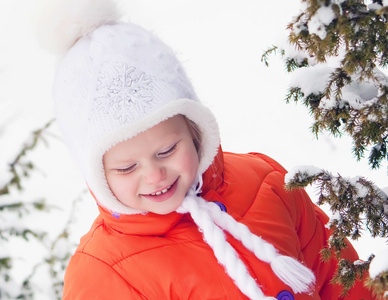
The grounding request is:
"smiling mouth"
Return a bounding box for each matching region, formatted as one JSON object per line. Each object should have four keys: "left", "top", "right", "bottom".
{"left": 141, "top": 178, "right": 179, "bottom": 203}
{"left": 149, "top": 184, "right": 174, "bottom": 196}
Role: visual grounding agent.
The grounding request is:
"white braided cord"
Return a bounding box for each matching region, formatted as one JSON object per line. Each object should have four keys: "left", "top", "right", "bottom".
{"left": 205, "top": 201, "right": 315, "bottom": 294}
{"left": 206, "top": 201, "right": 277, "bottom": 262}
{"left": 177, "top": 177, "right": 315, "bottom": 298}
{"left": 178, "top": 193, "right": 274, "bottom": 300}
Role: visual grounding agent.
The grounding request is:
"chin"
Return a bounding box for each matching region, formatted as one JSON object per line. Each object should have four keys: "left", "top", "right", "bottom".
{"left": 151, "top": 199, "right": 184, "bottom": 215}
{"left": 150, "top": 207, "right": 177, "bottom": 215}
{"left": 153, "top": 210, "right": 176, "bottom": 215}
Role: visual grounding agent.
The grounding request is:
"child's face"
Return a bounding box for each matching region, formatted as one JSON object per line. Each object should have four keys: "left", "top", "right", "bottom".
{"left": 103, "top": 115, "right": 199, "bottom": 215}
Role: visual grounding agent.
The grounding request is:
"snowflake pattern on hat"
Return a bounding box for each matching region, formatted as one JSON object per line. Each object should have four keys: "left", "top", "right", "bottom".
{"left": 95, "top": 63, "right": 153, "bottom": 124}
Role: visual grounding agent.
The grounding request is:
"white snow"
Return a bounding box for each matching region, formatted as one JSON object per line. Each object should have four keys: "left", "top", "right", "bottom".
{"left": 354, "top": 259, "right": 364, "bottom": 266}
{"left": 287, "top": 60, "right": 387, "bottom": 112}
{"left": 368, "top": 3, "right": 383, "bottom": 10}
{"left": 308, "top": 6, "right": 336, "bottom": 40}
{"left": 347, "top": 176, "right": 369, "bottom": 198}
{"left": 285, "top": 165, "right": 323, "bottom": 184}
{"left": 325, "top": 211, "right": 341, "bottom": 229}
{"left": 341, "top": 73, "right": 382, "bottom": 110}
{"left": 369, "top": 248, "right": 388, "bottom": 278}
{"left": 289, "top": 64, "right": 332, "bottom": 95}
{"left": 1, "top": 0, "right": 388, "bottom": 298}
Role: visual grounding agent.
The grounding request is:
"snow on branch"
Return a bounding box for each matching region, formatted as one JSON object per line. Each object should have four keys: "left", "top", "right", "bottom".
{"left": 286, "top": 165, "right": 388, "bottom": 242}
{"left": 367, "top": 248, "right": 388, "bottom": 298}
{"left": 285, "top": 165, "right": 388, "bottom": 297}
{"left": 263, "top": 0, "right": 388, "bottom": 171}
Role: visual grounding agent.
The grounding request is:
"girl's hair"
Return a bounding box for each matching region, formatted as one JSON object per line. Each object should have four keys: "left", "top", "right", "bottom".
{"left": 183, "top": 115, "right": 202, "bottom": 158}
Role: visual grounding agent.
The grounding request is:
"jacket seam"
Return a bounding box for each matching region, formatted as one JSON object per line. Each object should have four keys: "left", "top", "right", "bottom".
{"left": 241, "top": 169, "right": 278, "bottom": 218}
{"left": 78, "top": 223, "right": 104, "bottom": 252}
{"left": 269, "top": 174, "right": 314, "bottom": 258}
{"left": 75, "top": 251, "right": 148, "bottom": 299}
{"left": 112, "top": 238, "right": 204, "bottom": 267}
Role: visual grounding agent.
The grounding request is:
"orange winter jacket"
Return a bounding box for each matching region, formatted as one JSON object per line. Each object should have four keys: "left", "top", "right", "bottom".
{"left": 63, "top": 150, "right": 374, "bottom": 299}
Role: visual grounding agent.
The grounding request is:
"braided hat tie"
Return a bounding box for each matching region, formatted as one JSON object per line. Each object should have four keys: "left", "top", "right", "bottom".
{"left": 177, "top": 177, "right": 315, "bottom": 300}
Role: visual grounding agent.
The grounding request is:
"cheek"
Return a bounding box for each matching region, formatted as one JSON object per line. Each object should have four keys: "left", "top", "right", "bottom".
{"left": 179, "top": 148, "right": 199, "bottom": 177}
{"left": 107, "top": 175, "right": 137, "bottom": 199}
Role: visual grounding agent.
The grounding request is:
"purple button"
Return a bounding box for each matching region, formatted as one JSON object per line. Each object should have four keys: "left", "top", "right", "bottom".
{"left": 277, "top": 290, "right": 294, "bottom": 300}
{"left": 213, "top": 201, "right": 227, "bottom": 212}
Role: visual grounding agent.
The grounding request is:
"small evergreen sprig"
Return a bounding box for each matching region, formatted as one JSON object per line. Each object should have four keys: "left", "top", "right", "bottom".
{"left": 366, "top": 269, "right": 388, "bottom": 299}
{"left": 0, "top": 119, "right": 88, "bottom": 299}
{"left": 6, "top": 194, "right": 84, "bottom": 300}
{"left": 0, "top": 120, "right": 53, "bottom": 298}
{"left": 286, "top": 167, "right": 388, "bottom": 296}
{"left": 0, "top": 120, "right": 55, "bottom": 298}
{"left": 44, "top": 193, "right": 86, "bottom": 300}
{"left": 332, "top": 256, "right": 374, "bottom": 297}
{"left": 0, "top": 119, "right": 55, "bottom": 196}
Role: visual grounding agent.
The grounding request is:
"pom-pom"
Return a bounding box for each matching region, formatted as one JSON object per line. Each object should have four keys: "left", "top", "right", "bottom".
{"left": 34, "top": 0, "right": 122, "bottom": 55}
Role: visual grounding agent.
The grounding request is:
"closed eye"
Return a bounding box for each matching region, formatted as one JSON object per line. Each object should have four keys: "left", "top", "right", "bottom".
{"left": 157, "top": 143, "right": 178, "bottom": 158}
{"left": 117, "top": 164, "right": 137, "bottom": 174}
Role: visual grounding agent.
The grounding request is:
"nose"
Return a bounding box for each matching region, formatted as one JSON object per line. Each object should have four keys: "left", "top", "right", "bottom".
{"left": 142, "top": 162, "right": 167, "bottom": 185}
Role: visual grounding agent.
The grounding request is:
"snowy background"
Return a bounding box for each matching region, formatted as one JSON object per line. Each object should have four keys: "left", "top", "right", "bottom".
{"left": 1, "top": 0, "right": 387, "bottom": 296}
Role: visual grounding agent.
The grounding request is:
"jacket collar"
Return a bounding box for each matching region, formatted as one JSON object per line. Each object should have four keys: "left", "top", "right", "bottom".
{"left": 98, "top": 206, "right": 184, "bottom": 236}
{"left": 200, "top": 146, "right": 224, "bottom": 195}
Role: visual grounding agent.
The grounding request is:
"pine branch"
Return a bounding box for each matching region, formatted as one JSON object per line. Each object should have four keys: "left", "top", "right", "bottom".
{"left": 43, "top": 191, "right": 87, "bottom": 299}
{"left": 286, "top": 167, "right": 388, "bottom": 294}
{"left": 2, "top": 191, "right": 87, "bottom": 300}
{"left": 366, "top": 270, "right": 388, "bottom": 299}
{"left": 260, "top": 45, "right": 280, "bottom": 67}
{"left": 263, "top": 0, "right": 388, "bottom": 296}
{"left": 263, "top": 0, "right": 388, "bottom": 170}
{"left": 287, "top": 168, "right": 388, "bottom": 246}
{"left": 332, "top": 256, "right": 374, "bottom": 297}
{"left": 0, "top": 119, "right": 55, "bottom": 196}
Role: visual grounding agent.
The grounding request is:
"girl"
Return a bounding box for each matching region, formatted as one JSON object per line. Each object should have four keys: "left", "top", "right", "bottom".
{"left": 39, "top": 0, "right": 374, "bottom": 299}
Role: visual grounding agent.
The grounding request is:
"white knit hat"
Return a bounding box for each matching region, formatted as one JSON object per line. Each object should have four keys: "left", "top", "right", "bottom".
{"left": 38, "top": 1, "right": 315, "bottom": 298}
{"left": 48, "top": 9, "right": 219, "bottom": 215}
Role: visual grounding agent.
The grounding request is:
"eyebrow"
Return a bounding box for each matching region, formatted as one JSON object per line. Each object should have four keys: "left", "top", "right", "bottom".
{"left": 104, "top": 131, "right": 182, "bottom": 168}
{"left": 108, "top": 160, "right": 136, "bottom": 169}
